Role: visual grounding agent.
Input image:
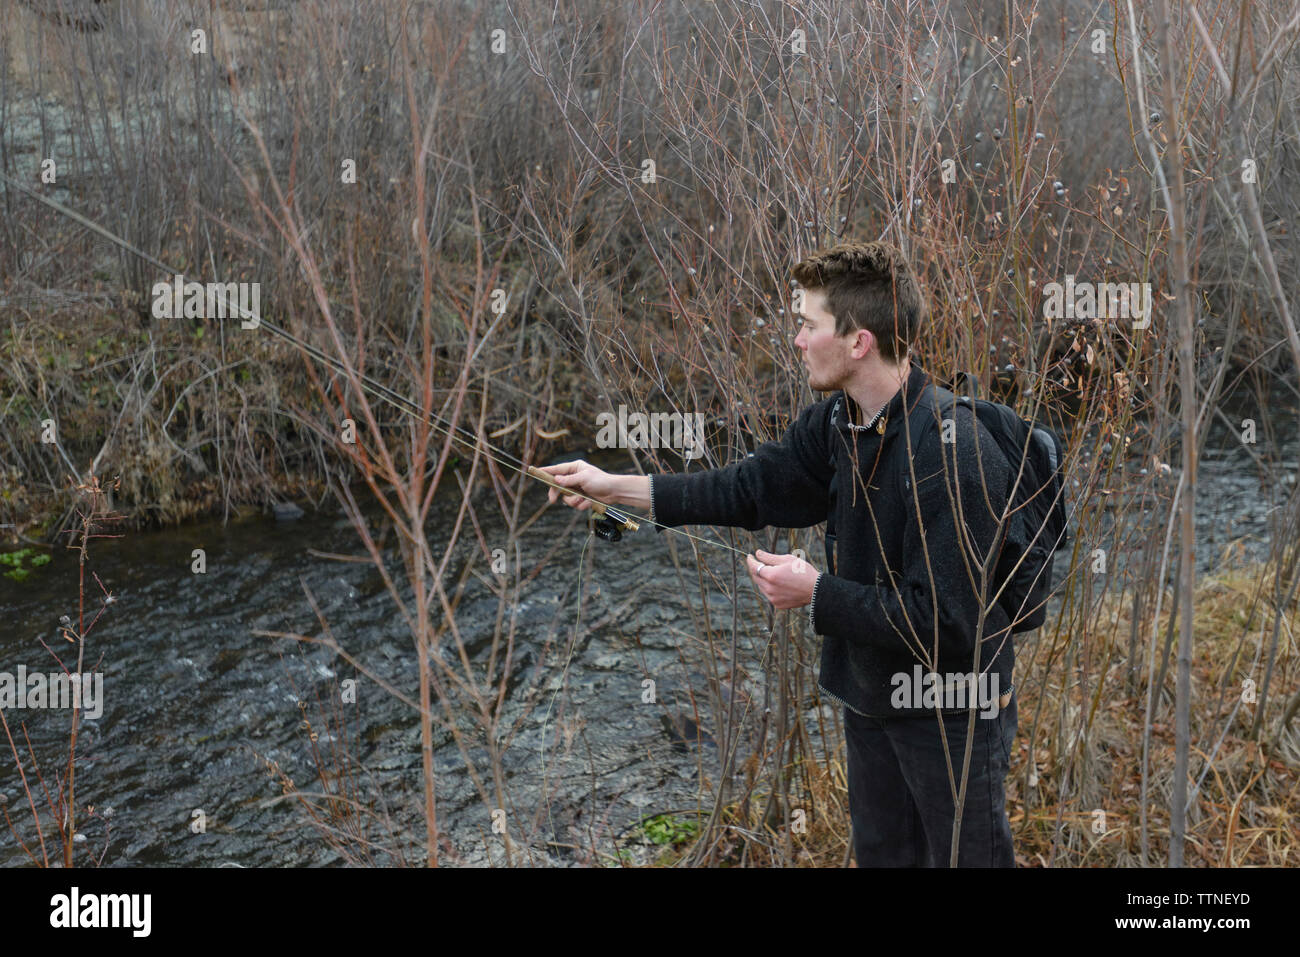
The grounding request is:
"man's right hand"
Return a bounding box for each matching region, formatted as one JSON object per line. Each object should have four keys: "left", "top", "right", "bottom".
{"left": 536, "top": 460, "right": 618, "bottom": 510}
{"left": 535, "top": 460, "right": 651, "bottom": 512}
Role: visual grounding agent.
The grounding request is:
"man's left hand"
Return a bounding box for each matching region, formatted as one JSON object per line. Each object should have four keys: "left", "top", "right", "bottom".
{"left": 746, "top": 549, "right": 819, "bottom": 610}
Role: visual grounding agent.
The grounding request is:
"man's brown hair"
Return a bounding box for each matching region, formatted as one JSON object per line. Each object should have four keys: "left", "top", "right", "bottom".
{"left": 791, "top": 241, "right": 927, "bottom": 362}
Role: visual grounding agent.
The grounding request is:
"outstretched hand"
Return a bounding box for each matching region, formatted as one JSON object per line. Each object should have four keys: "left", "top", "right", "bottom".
{"left": 535, "top": 459, "right": 617, "bottom": 510}
{"left": 746, "top": 549, "right": 819, "bottom": 610}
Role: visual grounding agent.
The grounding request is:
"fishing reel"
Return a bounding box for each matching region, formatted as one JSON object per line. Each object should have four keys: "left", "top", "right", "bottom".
{"left": 592, "top": 506, "right": 636, "bottom": 542}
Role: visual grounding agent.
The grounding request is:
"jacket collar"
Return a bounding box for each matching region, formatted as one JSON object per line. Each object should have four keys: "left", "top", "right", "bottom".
{"left": 835, "top": 360, "right": 931, "bottom": 440}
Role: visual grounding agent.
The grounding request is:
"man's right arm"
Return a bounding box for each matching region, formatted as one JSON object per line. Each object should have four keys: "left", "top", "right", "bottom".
{"left": 539, "top": 398, "right": 836, "bottom": 532}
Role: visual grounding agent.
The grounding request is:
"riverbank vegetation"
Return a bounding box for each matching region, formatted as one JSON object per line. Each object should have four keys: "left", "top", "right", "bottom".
{"left": 2, "top": 0, "right": 1298, "bottom": 867}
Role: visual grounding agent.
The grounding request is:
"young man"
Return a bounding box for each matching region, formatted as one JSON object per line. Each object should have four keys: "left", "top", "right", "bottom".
{"left": 539, "top": 241, "right": 1018, "bottom": 867}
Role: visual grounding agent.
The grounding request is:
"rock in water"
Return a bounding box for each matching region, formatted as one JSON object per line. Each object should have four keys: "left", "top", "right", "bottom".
{"left": 272, "top": 502, "right": 304, "bottom": 521}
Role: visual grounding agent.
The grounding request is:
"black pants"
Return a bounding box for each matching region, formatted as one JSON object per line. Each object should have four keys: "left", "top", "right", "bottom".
{"left": 844, "top": 692, "right": 1017, "bottom": 867}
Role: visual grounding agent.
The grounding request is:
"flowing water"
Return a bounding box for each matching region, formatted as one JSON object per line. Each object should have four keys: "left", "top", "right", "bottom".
{"left": 0, "top": 470, "right": 749, "bottom": 866}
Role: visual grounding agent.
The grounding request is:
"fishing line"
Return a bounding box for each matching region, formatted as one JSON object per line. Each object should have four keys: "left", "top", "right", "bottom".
{"left": 537, "top": 527, "right": 593, "bottom": 849}
{"left": 0, "top": 172, "right": 753, "bottom": 559}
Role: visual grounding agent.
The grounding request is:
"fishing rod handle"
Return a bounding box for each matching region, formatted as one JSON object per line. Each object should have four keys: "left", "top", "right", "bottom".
{"left": 527, "top": 466, "right": 640, "bottom": 532}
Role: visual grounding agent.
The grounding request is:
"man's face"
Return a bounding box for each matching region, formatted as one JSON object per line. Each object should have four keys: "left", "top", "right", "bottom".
{"left": 793, "top": 288, "right": 866, "bottom": 392}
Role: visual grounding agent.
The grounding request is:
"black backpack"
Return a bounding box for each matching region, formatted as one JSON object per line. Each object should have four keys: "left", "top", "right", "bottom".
{"left": 824, "top": 383, "right": 1070, "bottom": 634}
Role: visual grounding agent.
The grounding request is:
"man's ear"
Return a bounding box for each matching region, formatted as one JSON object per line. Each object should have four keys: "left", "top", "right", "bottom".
{"left": 850, "top": 328, "right": 874, "bottom": 360}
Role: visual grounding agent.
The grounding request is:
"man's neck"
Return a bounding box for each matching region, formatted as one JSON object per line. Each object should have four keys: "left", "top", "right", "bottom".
{"left": 846, "top": 358, "right": 912, "bottom": 426}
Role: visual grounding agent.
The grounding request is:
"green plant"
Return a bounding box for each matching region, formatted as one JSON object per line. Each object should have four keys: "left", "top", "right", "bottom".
{"left": 637, "top": 813, "right": 700, "bottom": 847}
{"left": 0, "top": 547, "right": 51, "bottom": 582}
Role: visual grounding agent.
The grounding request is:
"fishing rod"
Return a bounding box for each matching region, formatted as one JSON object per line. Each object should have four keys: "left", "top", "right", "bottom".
{"left": 0, "top": 173, "right": 754, "bottom": 555}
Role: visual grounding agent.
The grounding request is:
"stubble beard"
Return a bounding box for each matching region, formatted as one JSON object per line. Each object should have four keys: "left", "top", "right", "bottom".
{"left": 807, "top": 363, "right": 844, "bottom": 394}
